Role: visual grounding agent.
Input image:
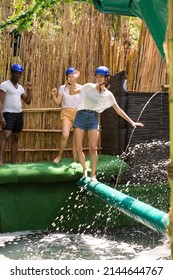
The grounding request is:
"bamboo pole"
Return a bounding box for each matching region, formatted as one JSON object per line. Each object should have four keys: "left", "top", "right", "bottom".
{"left": 167, "top": 0, "right": 173, "bottom": 260}
{"left": 23, "top": 108, "right": 61, "bottom": 112}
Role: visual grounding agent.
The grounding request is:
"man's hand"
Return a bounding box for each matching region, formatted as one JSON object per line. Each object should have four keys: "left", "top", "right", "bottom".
{"left": 26, "top": 81, "right": 32, "bottom": 90}
{"left": 0, "top": 117, "right": 6, "bottom": 128}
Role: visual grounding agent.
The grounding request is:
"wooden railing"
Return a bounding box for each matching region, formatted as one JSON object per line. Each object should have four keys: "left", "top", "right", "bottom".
{"left": 0, "top": 108, "right": 102, "bottom": 163}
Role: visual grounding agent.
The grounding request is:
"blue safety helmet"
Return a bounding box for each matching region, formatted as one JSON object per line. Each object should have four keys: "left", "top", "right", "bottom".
{"left": 95, "top": 66, "right": 110, "bottom": 76}
{"left": 66, "top": 67, "right": 76, "bottom": 75}
{"left": 11, "top": 63, "right": 24, "bottom": 73}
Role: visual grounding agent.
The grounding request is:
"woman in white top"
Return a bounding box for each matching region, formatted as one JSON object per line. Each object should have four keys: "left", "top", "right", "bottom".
{"left": 52, "top": 67, "right": 82, "bottom": 164}
{"left": 70, "top": 66, "right": 144, "bottom": 181}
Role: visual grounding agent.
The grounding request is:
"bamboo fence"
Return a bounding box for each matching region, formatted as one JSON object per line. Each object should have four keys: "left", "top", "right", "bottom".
{"left": 0, "top": 3, "right": 169, "bottom": 163}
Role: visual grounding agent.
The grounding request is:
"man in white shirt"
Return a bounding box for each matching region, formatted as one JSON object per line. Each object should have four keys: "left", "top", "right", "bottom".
{"left": 0, "top": 63, "right": 32, "bottom": 166}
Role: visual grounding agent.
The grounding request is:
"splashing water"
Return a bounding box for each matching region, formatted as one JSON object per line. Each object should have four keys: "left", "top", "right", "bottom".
{"left": 0, "top": 184, "right": 169, "bottom": 260}
{"left": 0, "top": 169, "right": 170, "bottom": 260}
{"left": 0, "top": 226, "right": 169, "bottom": 260}
{"left": 127, "top": 91, "right": 162, "bottom": 152}
{"left": 124, "top": 140, "right": 169, "bottom": 184}
{"left": 114, "top": 91, "right": 169, "bottom": 186}
{"left": 0, "top": 92, "right": 170, "bottom": 260}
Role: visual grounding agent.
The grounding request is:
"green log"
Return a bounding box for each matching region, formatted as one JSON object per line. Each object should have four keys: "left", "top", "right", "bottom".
{"left": 77, "top": 177, "right": 169, "bottom": 235}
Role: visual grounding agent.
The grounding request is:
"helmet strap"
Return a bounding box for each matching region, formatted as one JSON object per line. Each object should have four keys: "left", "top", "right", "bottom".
{"left": 105, "top": 76, "right": 110, "bottom": 88}
{"left": 98, "top": 83, "right": 106, "bottom": 93}
{"left": 99, "top": 82, "right": 105, "bottom": 86}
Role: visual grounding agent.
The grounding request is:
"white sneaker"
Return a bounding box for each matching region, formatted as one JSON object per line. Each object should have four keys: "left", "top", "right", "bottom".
{"left": 70, "top": 162, "right": 78, "bottom": 169}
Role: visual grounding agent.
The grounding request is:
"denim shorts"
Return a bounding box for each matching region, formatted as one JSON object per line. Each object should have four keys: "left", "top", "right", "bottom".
{"left": 73, "top": 110, "right": 99, "bottom": 130}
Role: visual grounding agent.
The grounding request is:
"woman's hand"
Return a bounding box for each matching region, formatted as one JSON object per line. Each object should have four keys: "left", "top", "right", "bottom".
{"left": 51, "top": 88, "right": 57, "bottom": 96}
{"left": 131, "top": 122, "right": 144, "bottom": 128}
{"left": 73, "top": 70, "right": 80, "bottom": 79}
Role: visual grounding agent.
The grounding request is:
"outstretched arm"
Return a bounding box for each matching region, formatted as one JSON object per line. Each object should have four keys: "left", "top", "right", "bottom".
{"left": 69, "top": 70, "right": 81, "bottom": 95}
{"left": 112, "top": 102, "right": 144, "bottom": 128}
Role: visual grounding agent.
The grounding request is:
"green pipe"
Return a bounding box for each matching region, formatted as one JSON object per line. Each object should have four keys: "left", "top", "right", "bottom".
{"left": 77, "top": 177, "right": 169, "bottom": 235}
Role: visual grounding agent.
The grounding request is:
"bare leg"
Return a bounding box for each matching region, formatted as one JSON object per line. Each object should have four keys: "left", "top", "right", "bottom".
{"left": 74, "top": 128, "right": 87, "bottom": 177}
{"left": 11, "top": 132, "right": 20, "bottom": 164}
{"left": 72, "top": 133, "right": 77, "bottom": 162}
{"left": 54, "top": 125, "right": 71, "bottom": 164}
{"left": 0, "top": 130, "right": 12, "bottom": 166}
{"left": 88, "top": 129, "right": 99, "bottom": 181}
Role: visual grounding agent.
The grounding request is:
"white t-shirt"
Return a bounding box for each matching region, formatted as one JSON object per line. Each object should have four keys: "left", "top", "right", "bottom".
{"left": 59, "top": 84, "right": 82, "bottom": 108}
{"left": 78, "top": 83, "right": 116, "bottom": 113}
{"left": 0, "top": 80, "right": 25, "bottom": 113}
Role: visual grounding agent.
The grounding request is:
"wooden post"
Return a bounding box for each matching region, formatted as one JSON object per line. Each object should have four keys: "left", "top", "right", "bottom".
{"left": 167, "top": 0, "right": 173, "bottom": 260}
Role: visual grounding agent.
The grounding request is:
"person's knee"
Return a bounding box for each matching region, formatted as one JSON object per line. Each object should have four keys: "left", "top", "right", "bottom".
{"left": 1, "top": 133, "right": 11, "bottom": 142}
{"left": 75, "top": 146, "right": 83, "bottom": 155}
{"left": 89, "top": 145, "right": 97, "bottom": 154}
{"left": 61, "top": 133, "right": 69, "bottom": 141}
{"left": 11, "top": 134, "right": 19, "bottom": 143}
